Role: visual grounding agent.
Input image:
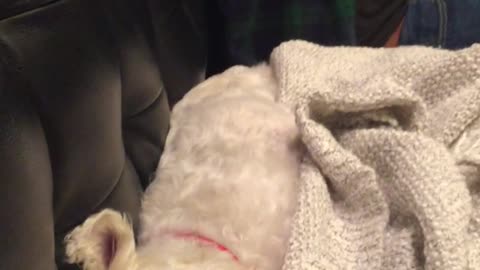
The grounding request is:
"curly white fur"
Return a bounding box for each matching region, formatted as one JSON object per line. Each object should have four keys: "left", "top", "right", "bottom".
{"left": 65, "top": 64, "right": 302, "bottom": 270}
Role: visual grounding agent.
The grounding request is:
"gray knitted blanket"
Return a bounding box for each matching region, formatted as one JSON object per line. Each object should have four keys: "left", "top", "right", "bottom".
{"left": 270, "top": 41, "right": 480, "bottom": 270}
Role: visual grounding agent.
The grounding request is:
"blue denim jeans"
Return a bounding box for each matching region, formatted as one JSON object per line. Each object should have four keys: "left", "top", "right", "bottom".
{"left": 400, "top": 0, "right": 480, "bottom": 49}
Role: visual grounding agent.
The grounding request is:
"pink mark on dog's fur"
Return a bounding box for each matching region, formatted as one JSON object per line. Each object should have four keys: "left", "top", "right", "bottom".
{"left": 172, "top": 231, "right": 240, "bottom": 262}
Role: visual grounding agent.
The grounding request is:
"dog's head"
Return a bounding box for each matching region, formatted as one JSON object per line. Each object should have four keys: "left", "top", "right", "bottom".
{"left": 65, "top": 209, "right": 249, "bottom": 270}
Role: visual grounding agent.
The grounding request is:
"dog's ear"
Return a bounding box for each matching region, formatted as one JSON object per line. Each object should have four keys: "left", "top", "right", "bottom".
{"left": 64, "top": 209, "right": 137, "bottom": 270}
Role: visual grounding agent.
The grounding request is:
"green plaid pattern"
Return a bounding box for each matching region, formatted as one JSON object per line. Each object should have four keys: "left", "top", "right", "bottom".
{"left": 216, "top": 0, "right": 356, "bottom": 65}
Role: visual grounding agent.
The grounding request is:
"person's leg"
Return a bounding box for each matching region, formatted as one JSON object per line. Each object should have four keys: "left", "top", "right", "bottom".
{"left": 399, "top": 0, "right": 442, "bottom": 47}
{"left": 400, "top": 0, "right": 480, "bottom": 49}
{"left": 443, "top": 0, "right": 480, "bottom": 49}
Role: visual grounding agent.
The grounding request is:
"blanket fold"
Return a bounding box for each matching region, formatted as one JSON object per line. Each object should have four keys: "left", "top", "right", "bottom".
{"left": 271, "top": 40, "right": 480, "bottom": 269}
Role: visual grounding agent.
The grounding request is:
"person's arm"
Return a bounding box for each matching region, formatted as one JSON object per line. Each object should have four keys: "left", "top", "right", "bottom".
{"left": 385, "top": 19, "right": 404, "bottom": 48}
{"left": 0, "top": 49, "right": 56, "bottom": 270}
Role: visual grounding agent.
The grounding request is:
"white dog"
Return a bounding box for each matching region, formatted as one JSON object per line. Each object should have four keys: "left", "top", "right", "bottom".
{"left": 64, "top": 64, "right": 302, "bottom": 270}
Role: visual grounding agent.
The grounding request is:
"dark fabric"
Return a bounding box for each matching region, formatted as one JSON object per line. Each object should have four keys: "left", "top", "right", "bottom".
{"left": 0, "top": 42, "right": 56, "bottom": 270}
{"left": 207, "top": 0, "right": 356, "bottom": 75}
{"left": 0, "top": 0, "right": 57, "bottom": 20}
{"left": 0, "top": 0, "right": 206, "bottom": 269}
{"left": 356, "top": 0, "right": 407, "bottom": 47}
{"left": 399, "top": 0, "right": 480, "bottom": 49}
{"left": 146, "top": 0, "right": 207, "bottom": 106}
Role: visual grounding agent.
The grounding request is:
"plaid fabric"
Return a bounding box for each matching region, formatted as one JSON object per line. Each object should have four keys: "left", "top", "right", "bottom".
{"left": 215, "top": 0, "right": 356, "bottom": 66}
{"left": 210, "top": 0, "right": 480, "bottom": 71}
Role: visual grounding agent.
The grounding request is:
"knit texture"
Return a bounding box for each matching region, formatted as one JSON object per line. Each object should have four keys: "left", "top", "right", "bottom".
{"left": 270, "top": 40, "right": 480, "bottom": 270}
